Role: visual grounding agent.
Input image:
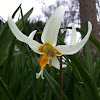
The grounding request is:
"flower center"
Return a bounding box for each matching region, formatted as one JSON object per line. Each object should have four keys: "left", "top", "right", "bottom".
{"left": 38, "top": 43, "right": 62, "bottom": 69}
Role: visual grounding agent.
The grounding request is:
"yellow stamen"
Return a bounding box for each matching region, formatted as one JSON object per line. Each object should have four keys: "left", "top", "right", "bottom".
{"left": 38, "top": 43, "right": 62, "bottom": 70}
{"left": 49, "top": 59, "right": 52, "bottom": 68}
{"left": 42, "top": 53, "right": 47, "bottom": 60}
{"left": 40, "top": 59, "right": 45, "bottom": 66}
{"left": 38, "top": 56, "right": 43, "bottom": 63}
{"left": 40, "top": 53, "right": 47, "bottom": 66}
{"left": 41, "top": 58, "right": 48, "bottom": 69}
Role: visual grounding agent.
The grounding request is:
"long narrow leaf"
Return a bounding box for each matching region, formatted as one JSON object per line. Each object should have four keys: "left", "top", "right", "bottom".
{"left": 44, "top": 70, "right": 69, "bottom": 100}
{"left": 0, "top": 77, "right": 14, "bottom": 100}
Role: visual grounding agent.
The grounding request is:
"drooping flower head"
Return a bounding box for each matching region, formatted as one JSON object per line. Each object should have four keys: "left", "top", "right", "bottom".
{"left": 8, "top": 6, "right": 92, "bottom": 79}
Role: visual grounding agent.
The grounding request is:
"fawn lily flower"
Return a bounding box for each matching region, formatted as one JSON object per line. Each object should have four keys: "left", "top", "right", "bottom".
{"left": 8, "top": 6, "right": 92, "bottom": 79}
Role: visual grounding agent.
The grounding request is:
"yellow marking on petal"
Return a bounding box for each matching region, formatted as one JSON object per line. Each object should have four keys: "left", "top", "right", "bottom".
{"left": 38, "top": 45, "right": 45, "bottom": 53}
{"left": 41, "top": 58, "right": 48, "bottom": 69}
{"left": 55, "top": 49, "right": 62, "bottom": 55}
{"left": 49, "top": 59, "right": 52, "bottom": 68}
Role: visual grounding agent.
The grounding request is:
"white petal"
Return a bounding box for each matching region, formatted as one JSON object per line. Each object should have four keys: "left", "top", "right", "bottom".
{"left": 56, "top": 21, "right": 92, "bottom": 55}
{"left": 28, "top": 30, "right": 44, "bottom": 54}
{"left": 52, "top": 56, "right": 66, "bottom": 69}
{"left": 52, "top": 56, "right": 60, "bottom": 69}
{"left": 70, "top": 23, "right": 76, "bottom": 45}
{"left": 29, "top": 30, "right": 37, "bottom": 39}
{"left": 41, "top": 6, "right": 65, "bottom": 46}
{"left": 62, "top": 64, "right": 67, "bottom": 68}
{"left": 8, "top": 16, "right": 43, "bottom": 54}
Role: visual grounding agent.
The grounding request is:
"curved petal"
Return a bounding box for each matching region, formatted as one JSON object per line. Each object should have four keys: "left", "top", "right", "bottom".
{"left": 8, "top": 16, "right": 43, "bottom": 54}
{"left": 29, "top": 30, "right": 37, "bottom": 39}
{"left": 52, "top": 56, "right": 66, "bottom": 69}
{"left": 52, "top": 56, "right": 60, "bottom": 69}
{"left": 70, "top": 23, "right": 76, "bottom": 45}
{"left": 28, "top": 30, "right": 44, "bottom": 54}
{"left": 41, "top": 6, "right": 65, "bottom": 46}
{"left": 56, "top": 21, "right": 92, "bottom": 55}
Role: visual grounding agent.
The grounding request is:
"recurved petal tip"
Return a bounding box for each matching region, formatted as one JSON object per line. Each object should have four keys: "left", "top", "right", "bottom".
{"left": 29, "top": 30, "right": 37, "bottom": 39}
{"left": 8, "top": 16, "right": 43, "bottom": 54}
{"left": 70, "top": 23, "right": 77, "bottom": 45}
{"left": 55, "top": 21, "right": 92, "bottom": 55}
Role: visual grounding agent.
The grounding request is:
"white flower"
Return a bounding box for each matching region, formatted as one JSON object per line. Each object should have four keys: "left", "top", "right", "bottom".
{"left": 8, "top": 6, "right": 92, "bottom": 79}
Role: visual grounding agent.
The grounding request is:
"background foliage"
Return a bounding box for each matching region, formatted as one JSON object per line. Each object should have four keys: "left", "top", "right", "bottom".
{"left": 0, "top": 5, "right": 100, "bottom": 100}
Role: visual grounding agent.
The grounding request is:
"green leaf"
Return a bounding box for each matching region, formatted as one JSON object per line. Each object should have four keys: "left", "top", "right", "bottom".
{"left": 68, "top": 54, "right": 100, "bottom": 100}
{"left": 0, "top": 7, "right": 33, "bottom": 65}
{"left": 44, "top": 70, "right": 69, "bottom": 100}
{"left": 0, "top": 77, "right": 14, "bottom": 100}
{"left": 86, "top": 42, "right": 95, "bottom": 80}
{"left": 12, "top": 4, "right": 22, "bottom": 18}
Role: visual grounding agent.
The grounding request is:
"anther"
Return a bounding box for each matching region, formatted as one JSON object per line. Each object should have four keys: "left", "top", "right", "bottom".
{"left": 49, "top": 59, "right": 52, "bottom": 68}
{"left": 41, "top": 58, "right": 48, "bottom": 69}
{"left": 38, "top": 56, "right": 43, "bottom": 63}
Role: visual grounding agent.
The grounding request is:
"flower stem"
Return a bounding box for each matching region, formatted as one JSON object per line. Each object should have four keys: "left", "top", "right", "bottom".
{"left": 60, "top": 56, "right": 63, "bottom": 100}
